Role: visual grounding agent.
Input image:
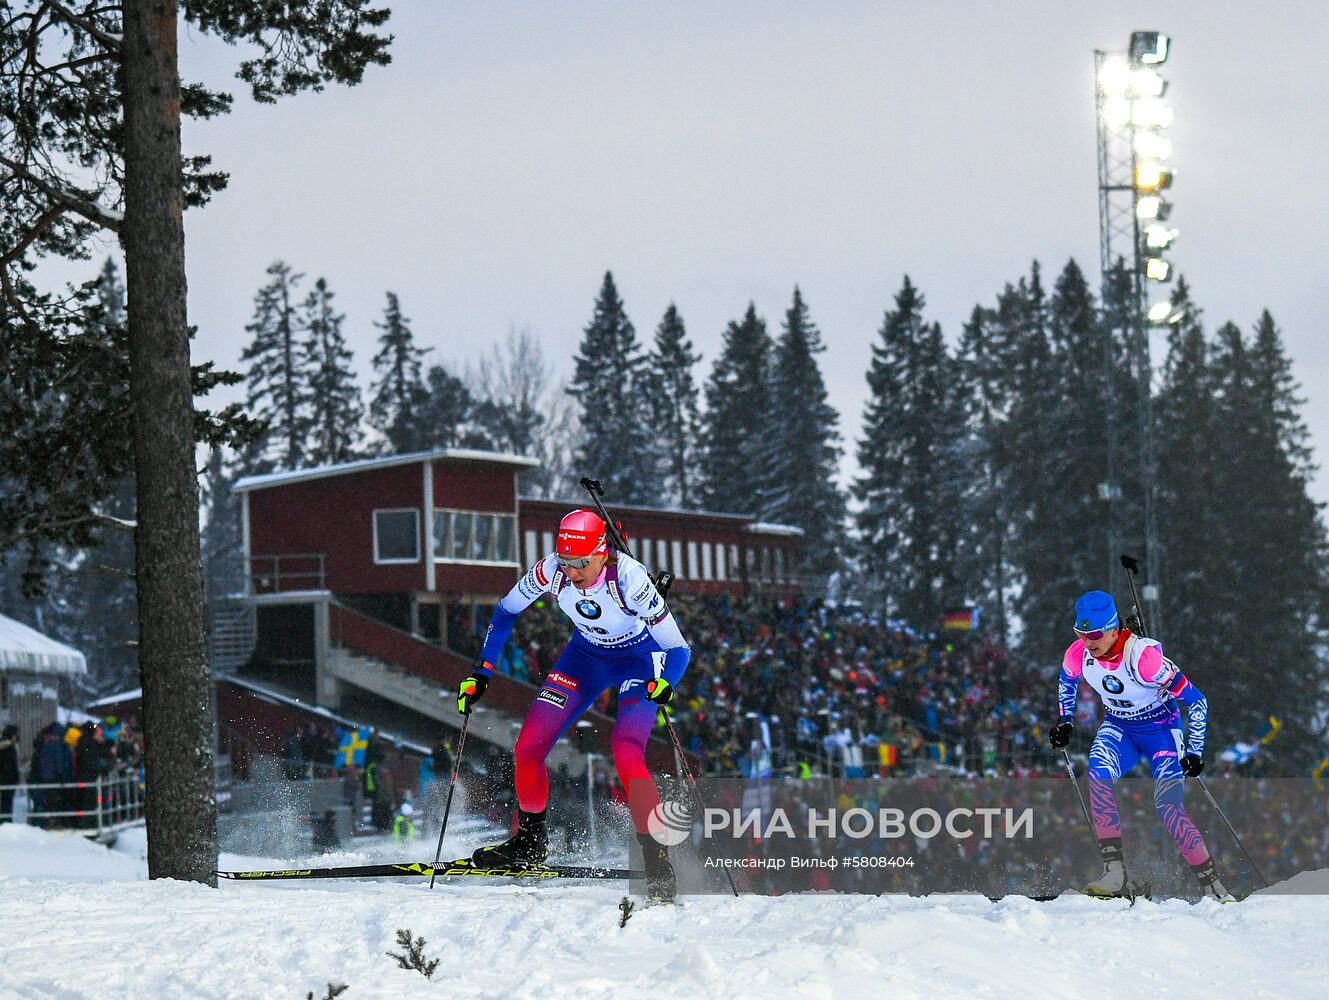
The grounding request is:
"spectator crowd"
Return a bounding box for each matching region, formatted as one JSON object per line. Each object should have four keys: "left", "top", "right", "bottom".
{"left": 494, "top": 593, "right": 1065, "bottom": 780}
{"left": 0, "top": 716, "right": 144, "bottom": 828}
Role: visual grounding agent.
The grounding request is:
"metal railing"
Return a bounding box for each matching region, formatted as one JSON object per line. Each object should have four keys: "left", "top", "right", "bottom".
{"left": 2, "top": 772, "right": 145, "bottom": 836}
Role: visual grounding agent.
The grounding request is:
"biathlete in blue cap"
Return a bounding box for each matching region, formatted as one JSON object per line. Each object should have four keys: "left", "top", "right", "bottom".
{"left": 1049, "top": 590, "right": 1234, "bottom": 901}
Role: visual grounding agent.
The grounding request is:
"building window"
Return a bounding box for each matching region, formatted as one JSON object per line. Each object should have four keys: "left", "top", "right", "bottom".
{"left": 541, "top": 530, "right": 555, "bottom": 556}
{"left": 433, "top": 510, "right": 520, "bottom": 564}
{"left": 373, "top": 509, "right": 420, "bottom": 564}
{"left": 671, "top": 540, "right": 684, "bottom": 578}
{"left": 715, "top": 543, "right": 727, "bottom": 580}
{"left": 773, "top": 547, "right": 786, "bottom": 582}
{"left": 524, "top": 530, "right": 538, "bottom": 566}
{"left": 701, "top": 543, "right": 713, "bottom": 580}
{"left": 687, "top": 541, "right": 699, "bottom": 580}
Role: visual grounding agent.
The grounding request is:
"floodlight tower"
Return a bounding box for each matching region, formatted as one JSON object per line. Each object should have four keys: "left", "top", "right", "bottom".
{"left": 1094, "top": 30, "right": 1174, "bottom": 633}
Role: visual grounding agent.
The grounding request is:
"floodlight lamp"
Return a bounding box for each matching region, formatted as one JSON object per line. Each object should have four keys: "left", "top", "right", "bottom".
{"left": 1134, "top": 132, "right": 1173, "bottom": 160}
{"left": 1098, "top": 57, "right": 1132, "bottom": 97}
{"left": 1131, "top": 97, "right": 1174, "bottom": 128}
{"left": 1135, "top": 161, "right": 1173, "bottom": 191}
{"left": 1130, "top": 32, "right": 1169, "bottom": 66}
{"left": 1129, "top": 68, "right": 1166, "bottom": 97}
{"left": 1103, "top": 96, "right": 1132, "bottom": 129}
{"left": 1147, "top": 301, "right": 1173, "bottom": 323}
{"left": 1135, "top": 196, "right": 1171, "bottom": 220}
{"left": 1144, "top": 224, "right": 1178, "bottom": 249}
{"left": 1145, "top": 257, "right": 1171, "bottom": 282}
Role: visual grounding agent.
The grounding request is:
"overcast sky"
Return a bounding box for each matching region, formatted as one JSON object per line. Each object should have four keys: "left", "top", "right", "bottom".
{"left": 94, "top": 3, "right": 1329, "bottom": 497}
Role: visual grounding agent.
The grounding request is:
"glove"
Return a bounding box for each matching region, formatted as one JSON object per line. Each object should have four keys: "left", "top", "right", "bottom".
{"left": 457, "top": 667, "right": 490, "bottom": 715}
{"left": 1180, "top": 753, "right": 1204, "bottom": 777}
{"left": 1049, "top": 718, "right": 1074, "bottom": 749}
{"left": 644, "top": 677, "right": 674, "bottom": 705}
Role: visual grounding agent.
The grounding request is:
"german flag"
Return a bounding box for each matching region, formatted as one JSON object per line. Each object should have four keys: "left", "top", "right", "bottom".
{"left": 942, "top": 607, "right": 978, "bottom": 631}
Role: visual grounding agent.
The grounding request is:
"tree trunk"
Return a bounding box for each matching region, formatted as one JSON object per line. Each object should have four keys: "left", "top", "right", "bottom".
{"left": 121, "top": 0, "right": 219, "bottom": 885}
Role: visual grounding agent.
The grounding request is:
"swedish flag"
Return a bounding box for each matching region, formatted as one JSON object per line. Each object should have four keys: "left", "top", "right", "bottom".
{"left": 336, "top": 726, "right": 370, "bottom": 768}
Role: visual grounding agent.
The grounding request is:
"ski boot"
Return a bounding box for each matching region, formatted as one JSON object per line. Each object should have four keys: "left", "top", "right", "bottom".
{"left": 637, "top": 833, "right": 677, "bottom": 903}
{"left": 1083, "top": 840, "right": 1129, "bottom": 898}
{"left": 472, "top": 809, "right": 548, "bottom": 868}
{"left": 1192, "top": 859, "right": 1236, "bottom": 903}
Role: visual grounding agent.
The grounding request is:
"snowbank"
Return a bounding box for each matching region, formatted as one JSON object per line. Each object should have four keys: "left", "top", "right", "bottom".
{"left": 1, "top": 825, "right": 1325, "bottom": 999}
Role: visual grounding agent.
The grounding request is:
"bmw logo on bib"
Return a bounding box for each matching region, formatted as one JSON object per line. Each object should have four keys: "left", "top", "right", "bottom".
{"left": 1102, "top": 674, "right": 1125, "bottom": 694}
{"left": 575, "top": 599, "right": 602, "bottom": 620}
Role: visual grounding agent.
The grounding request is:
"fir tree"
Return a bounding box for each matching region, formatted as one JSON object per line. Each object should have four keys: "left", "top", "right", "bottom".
{"left": 301, "top": 278, "right": 364, "bottom": 466}
{"left": 954, "top": 303, "right": 1009, "bottom": 642}
{"left": 698, "top": 304, "right": 774, "bottom": 514}
{"left": 1155, "top": 278, "right": 1223, "bottom": 676}
{"left": 420, "top": 364, "right": 474, "bottom": 450}
{"left": 240, "top": 262, "right": 309, "bottom": 472}
{"left": 764, "top": 288, "right": 847, "bottom": 579}
{"left": 368, "top": 292, "right": 431, "bottom": 454}
{"left": 1009, "top": 259, "right": 1108, "bottom": 664}
{"left": 567, "top": 273, "right": 660, "bottom": 505}
{"left": 643, "top": 304, "right": 702, "bottom": 508}
{"left": 854, "top": 276, "right": 964, "bottom": 626}
{"left": 1204, "top": 313, "right": 1329, "bottom": 754}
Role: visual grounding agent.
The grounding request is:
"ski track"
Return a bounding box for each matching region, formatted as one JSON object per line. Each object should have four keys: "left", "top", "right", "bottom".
{"left": 0, "top": 826, "right": 1324, "bottom": 1000}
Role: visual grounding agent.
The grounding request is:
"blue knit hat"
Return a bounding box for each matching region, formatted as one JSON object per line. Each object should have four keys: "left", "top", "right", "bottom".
{"left": 1073, "top": 590, "right": 1119, "bottom": 632}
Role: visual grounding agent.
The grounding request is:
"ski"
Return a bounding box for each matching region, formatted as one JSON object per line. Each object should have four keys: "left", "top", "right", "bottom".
{"left": 217, "top": 858, "right": 644, "bottom": 881}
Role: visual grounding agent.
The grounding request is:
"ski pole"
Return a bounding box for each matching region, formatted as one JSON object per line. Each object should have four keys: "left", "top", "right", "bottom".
{"left": 661, "top": 709, "right": 739, "bottom": 897}
{"left": 428, "top": 712, "right": 471, "bottom": 889}
{"left": 1194, "top": 775, "right": 1269, "bottom": 888}
{"left": 1061, "top": 748, "right": 1097, "bottom": 835}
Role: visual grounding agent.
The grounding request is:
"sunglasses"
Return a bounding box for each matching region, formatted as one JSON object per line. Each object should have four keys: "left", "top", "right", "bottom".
{"left": 1074, "top": 627, "right": 1111, "bottom": 641}
{"left": 556, "top": 554, "right": 594, "bottom": 570}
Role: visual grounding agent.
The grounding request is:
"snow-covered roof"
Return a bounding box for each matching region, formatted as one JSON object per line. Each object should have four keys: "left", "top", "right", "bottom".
{"left": 86, "top": 688, "right": 141, "bottom": 709}
{"left": 0, "top": 613, "right": 87, "bottom": 676}
{"left": 520, "top": 495, "right": 755, "bottom": 521}
{"left": 743, "top": 522, "right": 805, "bottom": 537}
{"left": 233, "top": 448, "right": 540, "bottom": 494}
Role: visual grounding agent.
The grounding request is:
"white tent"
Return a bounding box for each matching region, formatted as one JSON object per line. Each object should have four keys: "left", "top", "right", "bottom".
{"left": 0, "top": 612, "right": 87, "bottom": 676}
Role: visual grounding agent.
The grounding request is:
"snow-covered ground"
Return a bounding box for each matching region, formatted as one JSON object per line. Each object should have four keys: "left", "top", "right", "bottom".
{"left": 1, "top": 823, "right": 1325, "bottom": 1000}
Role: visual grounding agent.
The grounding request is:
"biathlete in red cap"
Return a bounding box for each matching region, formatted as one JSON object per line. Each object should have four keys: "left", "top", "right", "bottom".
{"left": 457, "top": 508, "right": 690, "bottom": 900}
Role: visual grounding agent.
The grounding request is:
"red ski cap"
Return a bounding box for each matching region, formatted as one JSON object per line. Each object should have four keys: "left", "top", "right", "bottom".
{"left": 557, "top": 509, "right": 608, "bottom": 560}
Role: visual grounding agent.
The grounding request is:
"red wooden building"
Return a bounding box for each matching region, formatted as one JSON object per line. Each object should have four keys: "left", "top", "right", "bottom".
{"left": 226, "top": 449, "right": 801, "bottom": 764}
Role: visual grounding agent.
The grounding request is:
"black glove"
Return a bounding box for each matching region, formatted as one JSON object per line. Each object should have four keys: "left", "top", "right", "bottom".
{"left": 1180, "top": 753, "right": 1204, "bottom": 777}
{"left": 457, "top": 665, "right": 490, "bottom": 715}
{"left": 645, "top": 677, "right": 674, "bottom": 705}
{"left": 1049, "top": 718, "right": 1074, "bottom": 749}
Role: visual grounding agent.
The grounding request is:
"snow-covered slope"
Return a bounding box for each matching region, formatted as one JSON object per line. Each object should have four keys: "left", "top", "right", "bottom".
{"left": 1, "top": 824, "right": 1324, "bottom": 1000}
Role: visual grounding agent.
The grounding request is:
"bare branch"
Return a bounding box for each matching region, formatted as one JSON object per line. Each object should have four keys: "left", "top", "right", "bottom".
{"left": 0, "top": 512, "right": 137, "bottom": 550}
{"left": 0, "top": 205, "right": 67, "bottom": 266}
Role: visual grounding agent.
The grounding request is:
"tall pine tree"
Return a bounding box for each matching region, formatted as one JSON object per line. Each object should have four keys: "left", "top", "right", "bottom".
{"left": 301, "top": 278, "right": 363, "bottom": 466}
{"left": 698, "top": 304, "right": 774, "bottom": 514}
{"left": 240, "top": 262, "right": 308, "bottom": 472}
{"left": 1155, "top": 278, "right": 1223, "bottom": 676}
{"left": 955, "top": 303, "right": 1010, "bottom": 641}
{"left": 1009, "top": 259, "right": 1110, "bottom": 664}
{"left": 567, "top": 273, "right": 660, "bottom": 505}
{"left": 764, "top": 288, "right": 847, "bottom": 580}
{"left": 1204, "top": 313, "right": 1329, "bottom": 755}
{"left": 644, "top": 304, "right": 702, "bottom": 508}
{"left": 368, "top": 292, "right": 431, "bottom": 454}
{"left": 854, "top": 277, "right": 965, "bottom": 625}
